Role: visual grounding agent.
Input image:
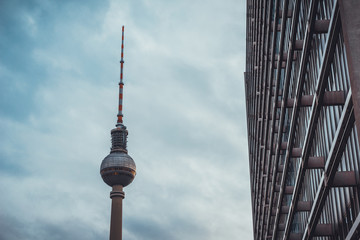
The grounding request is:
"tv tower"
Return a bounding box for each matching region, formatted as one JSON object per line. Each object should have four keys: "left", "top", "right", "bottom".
{"left": 100, "top": 25, "right": 136, "bottom": 240}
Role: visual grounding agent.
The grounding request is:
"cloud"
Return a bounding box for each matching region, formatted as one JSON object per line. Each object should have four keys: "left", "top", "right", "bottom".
{"left": 0, "top": 0, "right": 251, "bottom": 239}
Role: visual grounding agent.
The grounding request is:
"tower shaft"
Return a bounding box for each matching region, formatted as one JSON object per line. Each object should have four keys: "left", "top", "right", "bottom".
{"left": 109, "top": 185, "right": 125, "bottom": 240}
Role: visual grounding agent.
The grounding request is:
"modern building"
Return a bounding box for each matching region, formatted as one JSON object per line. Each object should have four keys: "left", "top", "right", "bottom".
{"left": 100, "top": 26, "right": 136, "bottom": 240}
{"left": 245, "top": 0, "right": 360, "bottom": 239}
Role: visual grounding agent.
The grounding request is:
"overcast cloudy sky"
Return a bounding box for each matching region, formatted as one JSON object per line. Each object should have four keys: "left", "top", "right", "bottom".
{"left": 0, "top": 0, "right": 251, "bottom": 239}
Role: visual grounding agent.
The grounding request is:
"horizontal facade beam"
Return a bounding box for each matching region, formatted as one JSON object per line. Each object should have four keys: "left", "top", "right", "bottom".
{"left": 314, "top": 224, "right": 334, "bottom": 236}
{"left": 277, "top": 157, "right": 324, "bottom": 175}
{"left": 274, "top": 185, "right": 293, "bottom": 194}
{"left": 331, "top": 171, "right": 358, "bottom": 187}
{"left": 275, "top": 52, "right": 297, "bottom": 61}
{"left": 296, "top": 201, "right": 312, "bottom": 211}
{"left": 307, "top": 157, "right": 325, "bottom": 169}
{"left": 323, "top": 91, "right": 345, "bottom": 105}
{"left": 291, "top": 148, "right": 302, "bottom": 158}
{"left": 281, "top": 206, "right": 289, "bottom": 214}
{"left": 278, "top": 224, "right": 285, "bottom": 231}
{"left": 294, "top": 40, "right": 303, "bottom": 50}
{"left": 270, "top": 146, "right": 302, "bottom": 157}
{"left": 277, "top": 91, "right": 345, "bottom": 108}
{"left": 289, "top": 233, "right": 302, "bottom": 240}
{"left": 314, "top": 20, "right": 330, "bottom": 34}
{"left": 271, "top": 206, "right": 289, "bottom": 216}
{"left": 284, "top": 223, "right": 335, "bottom": 239}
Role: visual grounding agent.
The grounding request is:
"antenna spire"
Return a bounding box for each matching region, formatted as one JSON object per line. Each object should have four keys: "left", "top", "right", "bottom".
{"left": 117, "top": 25, "right": 125, "bottom": 126}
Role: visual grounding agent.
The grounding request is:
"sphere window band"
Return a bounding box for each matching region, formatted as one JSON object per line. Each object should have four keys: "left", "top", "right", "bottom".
{"left": 101, "top": 167, "right": 136, "bottom": 176}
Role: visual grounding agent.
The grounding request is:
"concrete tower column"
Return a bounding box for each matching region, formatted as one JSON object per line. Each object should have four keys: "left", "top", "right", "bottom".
{"left": 109, "top": 185, "right": 125, "bottom": 240}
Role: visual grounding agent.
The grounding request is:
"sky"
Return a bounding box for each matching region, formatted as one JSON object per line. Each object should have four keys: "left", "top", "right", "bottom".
{"left": 0, "top": 0, "right": 251, "bottom": 239}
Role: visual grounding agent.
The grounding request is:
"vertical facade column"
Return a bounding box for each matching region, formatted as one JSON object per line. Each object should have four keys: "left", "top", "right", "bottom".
{"left": 339, "top": 0, "right": 360, "bottom": 139}
{"left": 110, "top": 185, "right": 125, "bottom": 240}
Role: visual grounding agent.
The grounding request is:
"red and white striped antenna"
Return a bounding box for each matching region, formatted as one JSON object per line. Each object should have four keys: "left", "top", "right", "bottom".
{"left": 117, "top": 25, "right": 125, "bottom": 126}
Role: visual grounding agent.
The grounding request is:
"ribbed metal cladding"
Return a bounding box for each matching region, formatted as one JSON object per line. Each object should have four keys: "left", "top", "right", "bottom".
{"left": 111, "top": 128, "right": 128, "bottom": 152}
{"left": 244, "top": 0, "right": 360, "bottom": 239}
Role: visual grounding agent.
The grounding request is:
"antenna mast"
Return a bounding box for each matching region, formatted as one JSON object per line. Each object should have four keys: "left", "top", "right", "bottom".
{"left": 117, "top": 25, "right": 125, "bottom": 126}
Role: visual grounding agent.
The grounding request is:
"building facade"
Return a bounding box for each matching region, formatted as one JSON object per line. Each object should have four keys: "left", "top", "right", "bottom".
{"left": 245, "top": 0, "right": 360, "bottom": 239}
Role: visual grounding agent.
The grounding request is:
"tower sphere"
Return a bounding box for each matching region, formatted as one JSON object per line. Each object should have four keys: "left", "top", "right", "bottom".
{"left": 100, "top": 151, "right": 136, "bottom": 187}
